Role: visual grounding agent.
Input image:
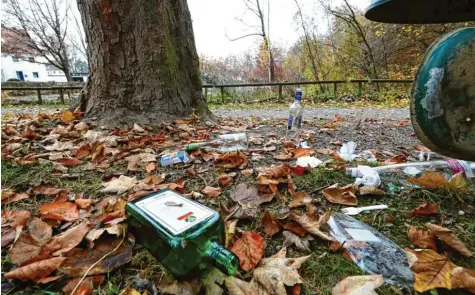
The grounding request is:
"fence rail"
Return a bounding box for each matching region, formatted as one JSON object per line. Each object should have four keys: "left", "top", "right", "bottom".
{"left": 2, "top": 79, "right": 414, "bottom": 104}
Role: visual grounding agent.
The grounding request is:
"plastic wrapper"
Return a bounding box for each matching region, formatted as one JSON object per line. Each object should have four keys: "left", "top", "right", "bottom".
{"left": 327, "top": 213, "right": 414, "bottom": 290}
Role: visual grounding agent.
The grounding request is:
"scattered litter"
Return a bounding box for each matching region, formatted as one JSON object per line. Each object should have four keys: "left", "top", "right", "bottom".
{"left": 341, "top": 204, "right": 388, "bottom": 216}
{"left": 338, "top": 141, "right": 357, "bottom": 162}
{"left": 296, "top": 156, "right": 322, "bottom": 168}
{"left": 403, "top": 167, "right": 422, "bottom": 177}
{"left": 327, "top": 213, "right": 414, "bottom": 289}
{"left": 346, "top": 165, "right": 381, "bottom": 187}
{"left": 160, "top": 151, "right": 190, "bottom": 167}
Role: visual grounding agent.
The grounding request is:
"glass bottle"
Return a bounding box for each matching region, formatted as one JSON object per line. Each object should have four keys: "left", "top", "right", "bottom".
{"left": 126, "top": 190, "right": 239, "bottom": 277}
{"left": 183, "top": 133, "right": 248, "bottom": 152}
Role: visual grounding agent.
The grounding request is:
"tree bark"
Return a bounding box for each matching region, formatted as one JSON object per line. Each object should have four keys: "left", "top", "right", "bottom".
{"left": 77, "top": 0, "right": 210, "bottom": 125}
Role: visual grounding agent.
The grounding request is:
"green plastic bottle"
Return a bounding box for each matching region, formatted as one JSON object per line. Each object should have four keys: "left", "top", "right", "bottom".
{"left": 126, "top": 189, "right": 239, "bottom": 277}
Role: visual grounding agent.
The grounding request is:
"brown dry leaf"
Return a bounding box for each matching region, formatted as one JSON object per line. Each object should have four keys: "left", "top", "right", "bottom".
{"left": 406, "top": 248, "right": 475, "bottom": 292}
{"left": 322, "top": 184, "right": 357, "bottom": 206}
{"left": 4, "top": 257, "right": 66, "bottom": 282}
{"left": 231, "top": 231, "right": 264, "bottom": 271}
{"left": 1, "top": 190, "right": 30, "bottom": 204}
{"left": 241, "top": 168, "right": 254, "bottom": 176}
{"left": 288, "top": 192, "right": 314, "bottom": 208}
{"left": 145, "top": 162, "right": 156, "bottom": 173}
{"left": 407, "top": 172, "right": 449, "bottom": 189}
{"left": 2, "top": 210, "right": 32, "bottom": 228}
{"left": 408, "top": 226, "right": 437, "bottom": 251}
{"left": 75, "top": 198, "right": 93, "bottom": 209}
{"left": 225, "top": 276, "right": 266, "bottom": 295}
{"left": 85, "top": 224, "right": 126, "bottom": 248}
{"left": 408, "top": 203, "right": 438, "bottom": 217}
{"left": 425, "top": 223, "right": 472, "bottom": 257}
{"left": 273, "top": 152, "right": 292, "bottom": 161}
{"left": 62, "top": 275, "right": 105, "bottom": 294}
{"left": 2, "top": 229, "right": 17, "bottom": 247}
{"left": 57, "top": 157, "right": 83, "bottom": 167}
{"left": 225, "top": 219, "right": 238, "bottom": 248}
{"left": 59, "top": 235, "right": 134, "bottom": 277}
{"left": 202, "top": 186, "right": 222, "bottom": 197}
{"left": 282, "top": 231, "right": 313, "bottom": 252}
{"left": 253, "top": 247, "right": 310, "bottom": 295}
{"left": 101, "top": 175, "right": 137, "bottom": 194}
{"left": 293, "top": 148, "right": 314, "bottom": 158}
{"left": 262, "top": 211, "right": 280, "bottom": 237}
{"left": 9, "top": 217, "right": 53, "bottom": 264}
{"left": 332, "top": 275, "right": 384, "bottom": 295}
{"left": 42, "top": 222, "right": 91, "bottom": 256}
{"left": 38, "top": 201, "right": 79, "bottom": 221}
{"left": 52, "top": 162, "right": 69, "bottom": 173}
{"left": 61, "top": 110, "right": 75, "bottom": 123}
{"left": 75, "top": 144, "right": 91, "bottom": 159}
{"left": 280, "top": 221, "right": 307, "bottom": 237}
{"left": 315, "top": 148, "right": 335, "bottom": 155}
{"left": 144, "top": 174, "right": 166, "bottom": 185}
{"left": 229, "top": 183, "right": 274, "bottom": 207}
{"left": 358, "top": 186, "right": 385, "bottom": 196}
{"left": 217, "top": 173, "right": 234, "bottom": 187}
{"left": 448, "top": 172, "right": 467, "bottom": 190}
{"left": 214, "top": 151, "right": 248, "bottom": 170}
{"left": 158, "top": 273, "right": 201, "bottom": 295}
{"left": 383, "top": 154, "right": 408, "bottom": 164}
{"left": 291, "top": 211, "right": 333, "bottom": 241}
{"left": 201, "top": 267, "right": 226, "bottom": 295}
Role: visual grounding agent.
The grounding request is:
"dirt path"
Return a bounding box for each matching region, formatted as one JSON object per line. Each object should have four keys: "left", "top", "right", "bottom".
{"left": 213, "top": 106, "right": 410, "bottom": 121}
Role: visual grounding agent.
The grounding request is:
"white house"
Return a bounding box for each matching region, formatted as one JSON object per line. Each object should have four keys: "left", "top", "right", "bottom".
{"left": 1, "top": 55, "right": 50, "bottom": 82}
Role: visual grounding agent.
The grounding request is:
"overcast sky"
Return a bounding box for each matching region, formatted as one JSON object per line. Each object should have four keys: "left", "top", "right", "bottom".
{"left": 188, "top": 0, "right": 371, "bottom": 58}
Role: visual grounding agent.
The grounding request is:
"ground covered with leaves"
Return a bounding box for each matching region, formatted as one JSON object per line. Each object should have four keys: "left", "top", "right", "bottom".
{"left": 1, "top": 109, "right": 474, "bottom": 295}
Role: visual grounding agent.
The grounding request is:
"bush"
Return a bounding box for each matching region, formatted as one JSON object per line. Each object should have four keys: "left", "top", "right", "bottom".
{"left": 7, "top": 78, "right": 21, "bottom": 82}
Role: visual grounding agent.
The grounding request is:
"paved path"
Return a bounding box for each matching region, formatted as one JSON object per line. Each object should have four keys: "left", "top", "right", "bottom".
{"left": 212, "top": 106, "right": 410, "bottom": 121}
{"left": 2, "top": 105, "right": 410, "bottom": 122}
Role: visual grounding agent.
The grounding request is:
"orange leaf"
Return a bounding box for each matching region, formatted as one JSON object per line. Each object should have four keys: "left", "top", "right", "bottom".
{"left": 279, "top": 221, "right": 307, "bottom": 237}
{"left": 217, "top": 174, "right": 233, "bottom": 187}
{"left": 61, "top": 111, "right": 75, "bottom": 123}
{"left": 2, "top": 191, "right": 29, "bottom": 204}
{"left": 145, "top": 162, "right": 156, "bottom": 174}
{"left": 75, "top": 144, "right": 91, "bottom": 159}
{"left": 240, "top": 168, "right": 254, "bottom": 176}
{"left": 425, "top": 223, "right": 472, "bottom": 257}
{"left": 408, "top": 226, "right": 437, "bottom": 251}
{"left": 75, "top": 198, "right": 92, "bottom": 209}
{"left": 315, "top": 148, "right": 335, "bottom": 155}
{"left": 293, "top": 148, "right": 313, "bottom": 158}
{"left": 214, "top": 151, "right": 248, "bottom": 170}
{"left": 407, "top": 172, "right": 449, "bottom": 189}
{"left": 62, "top": 276, "right": 105, "bottom": 294}
{"left": 2, "top": 210, "right": 31, "bottom": 228}
{"left": 230, "top": 231, "right": 263, "bottom": 271}
{"left": 4, "top": 257, "right": 66, "bottom": 281}
{"left": 57, "top": 157, "right": 83, "bottom": 167}
{"left": 408, "top": 203, "right": 438, "bottom": 217}
{"left": 38, "top": 202, "right": 79, "bottom": 221}
{"left": 405, "top": 248, "right": 475, "bottom": 292}
{"left": 414, "top": 144, "right": 431, "bottom": 153}
{"left": 202, "top": 186, "right": 222, "bottom": 197}
{"left": 273, "top": 152, "right": 292, "bottom": 161}
{"left": 383, "top": 154, "right": 408, "bottom": 164}
{"left": 262, "top": 211, "right": 280, "bottom": 237}
{"left": 186, "top": 168, "right": 197, "bottom": 176}
{"left": 322, "top": 184, "right": 357, "bottom": 206}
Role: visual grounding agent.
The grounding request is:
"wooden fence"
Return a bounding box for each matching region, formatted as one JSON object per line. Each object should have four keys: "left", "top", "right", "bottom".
{"left": 2, "top": 79, "right": 414, "bottom": 104}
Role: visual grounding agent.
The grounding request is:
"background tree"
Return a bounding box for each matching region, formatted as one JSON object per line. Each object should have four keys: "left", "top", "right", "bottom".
{"left": 3, "top": 0, "right": 74, "bottom": 81}
{"left": 77, "top": 0, "right": 209, "bottom": 125}
{"left": 228, "top": 0, "right": 276, "bottom": 82}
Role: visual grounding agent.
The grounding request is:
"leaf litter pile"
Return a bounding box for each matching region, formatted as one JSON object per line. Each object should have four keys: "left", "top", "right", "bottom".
{"left": 1, "top": 110, "right": 474, "bottom": 295}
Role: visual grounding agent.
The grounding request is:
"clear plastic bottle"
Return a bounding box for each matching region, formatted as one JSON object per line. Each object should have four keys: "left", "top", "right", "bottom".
{"left": 373, "top": 159, "right": 475, "bottom": 178}
{"left": 184, "top": 133, "right": 248, "bottom": 152}
{"left": 286, "top": 89, "right": 304, "bottom": 143}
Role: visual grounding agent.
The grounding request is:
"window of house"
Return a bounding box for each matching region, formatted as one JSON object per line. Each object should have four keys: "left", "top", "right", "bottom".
{"left": 33, "top": 72, "right": 39, "bottom": 78}
{"left": 29, "top": 57, "right": 35, "bottom": 62}
{"left": 12, "top": 57, "right": 19, "bottom": 62}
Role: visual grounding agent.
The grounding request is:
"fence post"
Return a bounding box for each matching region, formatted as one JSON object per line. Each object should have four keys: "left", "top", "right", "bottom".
{"left": 358, "top": 82, "right": 362, "bottom": 97}
{"left": 333, "top": 82, "right": 337, "bottom": 99}
{"left": 59, "top": 88, "right": 64, "bottom": 104}
{"left": 37, "top": 89, "right": 42, "bottom": 104}
{"left": 220, "top": 86, "right": 225, "bottom": 104}
{"left": 278, "top": 85, "right": 283, "bottom": 100}
{"left": 204, "top": 87, "right": 208, "bottom": 102}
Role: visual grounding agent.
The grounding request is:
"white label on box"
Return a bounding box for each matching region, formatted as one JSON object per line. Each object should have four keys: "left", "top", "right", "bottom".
{"left": 345, "top": 228, "right": 380, "bottom": 242}
{"left": 136, "top": 190, "right": 214, "bottom": 235}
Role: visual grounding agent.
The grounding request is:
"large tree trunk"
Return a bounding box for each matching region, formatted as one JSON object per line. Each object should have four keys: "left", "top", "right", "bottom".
{"left": 77, "top": 0, "right": 210, "bottom": 125}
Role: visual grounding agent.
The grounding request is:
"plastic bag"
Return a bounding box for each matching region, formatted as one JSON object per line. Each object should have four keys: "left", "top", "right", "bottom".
{"left": 327, "top": 213, "right": 414, "bottom": 289}
{"left": 346, "top": 166, "right": 381, "bottom": 187}
{"left": 296, "top": 156, "right": 323, "bottom": 168}
{"left": 339, "top": 141, "right": 357, "bottom": 161}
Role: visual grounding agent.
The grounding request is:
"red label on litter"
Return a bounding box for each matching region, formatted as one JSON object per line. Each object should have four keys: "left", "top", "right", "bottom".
{"left": 446, "top": 159, "right": 464, "bottom": 175}
{"left": 177, "top": 211, "right": 193, "bottom": 221}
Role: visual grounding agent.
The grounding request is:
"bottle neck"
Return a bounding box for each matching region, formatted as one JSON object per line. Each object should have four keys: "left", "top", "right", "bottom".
{"left": 203, "top": 241, "right": 239, "bottom": 276}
